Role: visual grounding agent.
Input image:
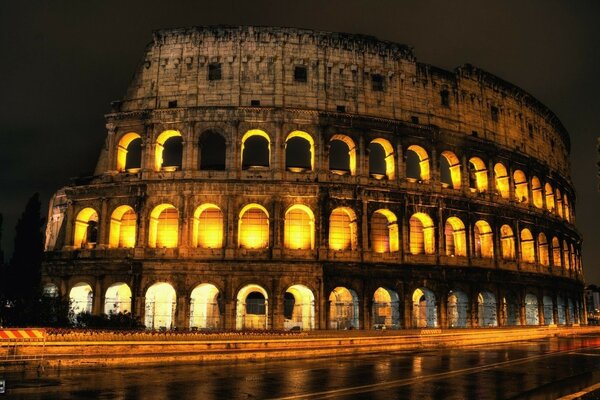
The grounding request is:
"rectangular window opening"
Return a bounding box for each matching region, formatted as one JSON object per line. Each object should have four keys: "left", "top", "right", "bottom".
{"left": 491, "top": 106, "right": 499, "bottom": 122}
{"left": 294, "top": 65, "right": 307, "bottom": 83}
{"left": 411, "top": 116, "right": 419, "bottom": 124}
{"left": 336, "top": 105, "right": 346, "bottom": 113}
{"left": 440, "top": 90, "right": 450, "bottom": 107}
{"left": 208, "top": 62, "right": 222, "bottom": 81}
{"left": 250, "top": 100, "right": 261, "bottom": 106}
{"left": 168, "top": 100, "right": 177, "bottom": 108}
{"left": 371, "top": 74, "right": 385, "bottom": 92}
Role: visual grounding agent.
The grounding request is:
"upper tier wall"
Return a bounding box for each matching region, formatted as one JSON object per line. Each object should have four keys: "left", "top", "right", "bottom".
{"left": 117, "top": 26, "right": 571, "bottom": 177}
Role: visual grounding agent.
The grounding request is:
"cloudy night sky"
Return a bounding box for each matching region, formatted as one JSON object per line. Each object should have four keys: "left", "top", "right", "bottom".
{"left": 1, "top": 1, "right": 598, "bottom": 282}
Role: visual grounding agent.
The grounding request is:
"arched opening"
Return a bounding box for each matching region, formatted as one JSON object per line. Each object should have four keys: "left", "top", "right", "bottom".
{"left": 329, "top": 207, "right": 358, "bottom": 251}
{"left": 444, "top": 217, "right": 466, "bottom": 257}
{"left": 542, "top": 295, "right": 554, "bottom": 325}
{"left": 412, "top": 288, "right": 437, "bottom": 328}
{"left": 520, "top": 229, "right": 535, "bottom": 263}
{"left": 371, "top": 209, "right": 399, "bottom": 253}
{"left": 116, "top": 132, "right": 142, "bottom": 172}
{"left": 563, "top": 240, "right": 571, "bottom": 270}
{"left": 494, "top": 163, "right": 510, "bottom": 198}
{"left": 73, "top": 208, "right": 99, "bottom": 249}
{"left": 329, "top": 287, "right": 359, "bottom": 329}
{"left": 447, "top": 290, "right": 468, "bottom": 328}
{"left": 552, "top": 237, "right": 562, "bottom": 268}
{"left": 568, "top": 299, "right": 576, "bottom": 324}
{"left": 439, "top": 151, "right": 461, "bottom": 189}
{"left": 236, "top": 284, "right": 268, "bottom": 330}
{"left": 155, "top": 130, "right": 183, "bottom": 171}
{"left": 284, "top": 205, "right": 315, "bottom": 250}
{"left": 108, "top": 205, "right": 136, "bottom": 248}
{"left": 329, "top": 135, "right": 356, "bottom": 176}
{"left": 525, "top": 293, "right": 539, "bottom": 325}
{"left": 531, "top": 177, "right": 543, "bottom": 208}
{"left": 238, "top": 204, "right": 269, "bottom": 249}
{"left": 192, "top": 204, "right": 223, "bottom": 248}
{"left": 513, "top": 170, "right": 529, "bottom": 204}
{"left": 148, "top": 204, "right": 178, "bottom": 248}
{"left": 241, "top": 129, "right": 270, "bottom": 169}
{"left": 405, "top": 145, "right": 430, "bottom": 182}
{"left": 198, "top": 130, "right": 226, "bottom": 170}
{"left": 503, "top": 292, "right": 520, "bottom": 326}
{"left": 286, "top": 131, "right": 314, "bottom": 172}
{"left": 538, "top": 233, "right": 549, "bottom": 266}
{"left": 556, "top": 296, "right": 566, "bottom": 325}
{"left": 477, "top": 291, "right": 497, "bottom": 327}
{"left": 500, "top": 224, "right": 516, "bottom": 260}
{"left": 409, "top": 213, "right": 435, "bottom": 255}
{"left": 104, "top": 283, "right": 132, "bottom": 315}
{"left": 144, "top": 282, "right": 176, "bottom": 330}
{"left": 190, "top": 283, "right": 221, "bottom": 329}
{"left": 564, "top": 196, "right": 571, "bottom": 222}
{"left": 372, "top": 287, "right": 400, "bottom": 329}
{"left": 369, "top": 139, "right": 395, "bottom": 180}
{"left": 474, "top": 220, "right": 494, "bottom": 258}
{"left": 545, "top": 183, "right": 555, "bottom": 212}
{"left": 468, "top": 157, "right": 488, "bottom": 192}
{"left": 284, "top": 284, "right": 315, "bottom": 330}
{"left": 69, "top": 282, "right": 93, "bottom": 318}
{"left": 555, "top": 189, "right": 564, "bottom": 218}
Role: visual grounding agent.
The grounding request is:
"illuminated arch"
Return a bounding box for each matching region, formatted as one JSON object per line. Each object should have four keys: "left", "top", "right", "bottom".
{"left": 73, "top": 207, "right": 99, "bottom": 248}
{"left": 108, "top": 205, "right": 136, "bottom": 248}
{"left": 552, "top": 237, "right": 562, "bottom": 268}
{"left": 406, "top": 145, "right": 430, "bottom": 181}
{"left": 372, "top": 287, "right": 400, "bottom": 328}
{"left": 369, "top": 138, "right": 395, "bottom": 180}
{"left": 371, "top": 209, "right": 399, "bottom": 253}
{"left": 494, "top": 163, "right": 510, "bottom": 198}
{"left": 444, "top": 217, "right": 466, "bottom": 257}
{"left": 145, "top": 282, "right": 176, "bottom": 329}
{"left": 241, "top": 129, "right": 271, "bottom": 169}
{"left": 190, "top": 283, "right": 221, "bottom": 329}
{"left": 447, "top": 290, "right": 468, "bottom": 328}
{"left": 284, "top": 204, "right": 315, "bottom": 250}
{"left": 500, "top": 224, "right": 516, "bottom": 260}
{"left": 285, "top": 131, "right": 314, "bottom": 172}
{"left": 329, "top": 207, "right": 358, "bottom": 251}
{"left": 474, "top": 220, "right": 493, "bottom": 258}
{"left": 154, "top": 130, "right": 183, "bottom": 171}
{"left": 545, "top": 183, "right": 555, "bottom": 212}
{"left": 69, "top": 282, "right": 93, "bottom": 317}
{"left": 538, "top": 233, "right": 549, "bottom": 266}
{"left": 116, "top": 132, "right": 142, "bottom": 172}
{"left": 236, "top": 284, "right": 269, "bottom": 330}
{"left": 555, "top": 188, "right": 564, "bottom": 217}
{"left": 148, "top": 204, "right": 178, "bottom": 248}
{"left": 439, "top": 151, "right": 461, "bottom": 189}
{"left": 531, "top": 177, "right": 543, "bottom": 208}
{"left": 520, "top": 228, "right": 535, "bottom": 263}
{"left": 409, "top": 212, "right": 435, "bottom": 255}
{"left": 238, "top": 204, "right": 269, "bottom": 249}
{"left": 412, "top": 288, "right": 437, "bottom": 328}
{"left": 477, "top": 291, "right": 498, "bottom": 327}
{"left": 104, "top": 282, "right": 132, "bottom": 315}
{"left": 563, "top": 240, "right": 571, "bottom": 270}
{"left": 563, "top": 195, "right": 571, "bottom": 222}
{"left": 284, "top": 284, "right": 315, "bottom": 330}
{"left": 329, "top": 134, "right": 356, "bottom": 176}
{"left": 192, "top": 204, "right": 223, "bottom": 248}
{"left": 329, "top": 287, "right": 359, "bottom": 329}
{"left": 513, "top": 170, "right": 529, "bottom": 203}
{"left": 468, "top": 157, "right": 488, "bottom": 192}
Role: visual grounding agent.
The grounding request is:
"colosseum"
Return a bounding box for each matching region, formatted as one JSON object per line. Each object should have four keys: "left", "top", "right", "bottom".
{"left": 42, "top": 26, "right": 585, "bottom": 331}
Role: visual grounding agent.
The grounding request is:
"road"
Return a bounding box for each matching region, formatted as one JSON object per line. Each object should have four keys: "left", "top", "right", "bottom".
{"left": 2, "top": 334, "right": 600, "bottom": 399}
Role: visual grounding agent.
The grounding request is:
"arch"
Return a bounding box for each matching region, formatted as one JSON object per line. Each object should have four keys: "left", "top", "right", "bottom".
{"left": 500, "top": 224, "right": 516, "bottom": 260}
{"left": 284, "top": 204, "right": 315, "bottom": 250}
{"left": 552, "top": 237, "right": 562, "bottom": 268}
{"left": 545, "top": 183, "right": 555, "bottom": 212}
{"left": 468, "top": 157, "right": 488, "bottom": 192}
{"left": 406, "top": 145, "right": 430, "bottom": 181}
{"left": 329, "top": 134, "right": 356, "bottom": 176}
{"left": 329, "top": 287, "right": 359, "bottom": 329}
{"left": 555, "top": 188, "right": 564, "bottom": 217}
{"left": 198, "top": 130, "right": 226, "bottom": 170}
{"left": 525, "top": 293, "right": 539, "bottom": 325}
{"left": 494, "top": 163, "right": 510, "bottom": 198}
{"left": 372, "top": 287, "right": 400, "bottom": 329}
{"left": 155, "top": 130, "right": 183, "bottom": 171}
{"left": 144, "top": 282, "right": 176, "bottom": 329}
{"left": 190, "top": 283, "right": 221, "bottom": 329}
{"left": 409, "top": 212, "right": 435, "bottom": 255}
{"left": 412, "top": 288, "right": 437, "bottom": 328}
{"left": 238, "top": 204, "right": 269, "bottom": 249}
{"left": 286, "top": 131, "right": 314, "bottom": 172}
{"left": 477, "top": 291, "right": 498, "bottom": 327}
{"left": 104, "top": 282, "right": 132, "bottom": 315}
{"left": 108, "top": 205, "right": 136, "bottom": 248}
{"left": 474, "top": 220, "right": 494, "bottom": 258}
{"left": 538, "top": 233, "right": 549, "bottom": 266}
{"left": 148, "top": 204, "right": 178, "bottom": 248}
{"left": 69, "top": 282, "right": 93, "bottom": 317}
{"left": 329, "top": 207, "right": 358, "bottom": 251}
{"left": 531, "top": 177, "right": 543, "bottom": 208}
{"left": 439, "top": 151, "right": 461, "bottom": 189}
{"left": 241, "top": 129, "right": 270, "bottom": 169}
{"left": 369, "top": 138, "right": 395, "bottom": 180}
{"left": 116, "top": 132, "right": 142, "bottom": 172}
{"left": 568, "top": 298, "right": 576, "bottom": 324}
{"left": 371, "top": 209, "right": 399, "bottom": 253}
{"left": 284, "top": 284, "right": 315, "bottom": 330}
{"left": 192, "top": 204, "right": 223, "bottom": 248}
{"left": 513, "top": 170, "right": 529, "bottom": 203}
{"left": 236, "top": 284, "right": 269, "bottom": 330}
{"left": 563, "top": 240, "right": 571, "bottom": 270}
{"left": 447, "top": 290, "right": 468, "bottom": 328}
{"left": 520, "top": 229, "right": 535, "bottom": 263}
{"left": 73, "top": 207, "right": 99, "bottom": 248}
{"left": 563, "top": 195, "right": 571, "bottom": 222}
{"left": 556, "top": 296, "right": 566, "bottom": 325}
{"left": 444, "top": 217, "right": 466, "bottom": 257}
{"left": 503, "top": 292, "right": 520, "bottom": 326}
{"left": 542, "top": 295, "right": 554, "bottom": 325}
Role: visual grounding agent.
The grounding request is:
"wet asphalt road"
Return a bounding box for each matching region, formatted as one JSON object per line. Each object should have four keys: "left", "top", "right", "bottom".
{"left": 3, "top": 334, "right": 600, "bottom": 400}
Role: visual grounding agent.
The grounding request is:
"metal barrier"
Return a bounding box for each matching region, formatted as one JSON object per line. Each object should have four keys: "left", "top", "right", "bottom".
{"left": 0, "top": 329, "right": 46, "bottom": 363}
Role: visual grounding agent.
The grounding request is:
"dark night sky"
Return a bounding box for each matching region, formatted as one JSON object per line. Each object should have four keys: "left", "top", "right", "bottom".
{"left": 1, "top": 1, "right": 598, "bottom": 282}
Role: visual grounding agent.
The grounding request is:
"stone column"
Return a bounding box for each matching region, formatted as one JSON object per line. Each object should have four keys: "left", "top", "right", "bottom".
{"left": 93, "top": 279, "right": 103, "bottom": 316}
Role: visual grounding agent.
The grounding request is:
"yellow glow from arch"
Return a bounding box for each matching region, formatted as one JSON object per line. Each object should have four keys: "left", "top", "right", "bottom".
{"left": 109, "top": 205, "right": 136, "bottom": 248}
{"left": 190, "top": 283, "right": 220, "bottom": 329}
{"left": 409, "top": 212, "right": 434, "bottom": 255}
{"left": 238, "top": 204, "right": 269, "bottom": 249}
{"left": 531, "top": 177, "right": 543, "bottom": 208}
{"left": 148, "top": 204, "right": 178, "bottom": 248}
{"left": 407, "top": 145, "right": 430, "bottom": 181}
{"left": 286, "top": 131, "right": 315, "bottom": 171}
{"left": 538, "top": 233, "right": 549, "bottom": 266}
{"left": 544, "top": 183, "right": 555, "bottom": 212}
{"left": 330, "top": 134, "right": 357, "bottom": 176}
{"left": 552, "top": 237, "right": 562, "bottom": 267}
{"left": 555, "top": 189, "right": 564, "bottom": 217}
{"left": 73, "top": 207, "right": 98, "bottom": 248}
{"left": 494, "top": 163, "right": 509, "bottom": 198}
{"left": 370, "top": 138, "right": 395, "bottom": 180}
{"left": 520, "top": 229, "right": 535, "bottom": 263}
{"left": 474, "top": 220, "right": 493, "bottom": 258}
{"left": 241, "top": 129, "right": 271, "bottom": 167}
{"left": 145, "top": 282, "right": 176, "bottom": 329}
{"left": 500, "top": 224, "right": 515, "bottom": 260}
{"left": 69, "top": 282, "right": 93, "bottom": 315}
{"left": 445, "top": 217, "right": 466, "bottom": 257}
{"left": 284, "top": 204, "right": 315, "bottom": 250}
{"left": 371, "top": 209, "right": 399, "bottom": 253}
{"left": 193, "top": 204, "right": 223, "bottom": 248}
{"left": 441, "top": 151, "right": 461, "bottom": 189}
{"left": 285, "top": 284, "right": 315, "bottom": 330}
{"left": 329, "top": 207, "right": 357, "bottom": 251}
{"left": 469, "top": 157, "right": 488, "bottom": 193}
{"left": 513, "top": 170, "right": 529, "bottom": 204}
{"left": 116, "top": 132, "right": 141, "bottom": 172}
{"left": 104, "top": 283, "right": 132, "bottom": 314}
{"left": 154, "top": 130, "right": 182, "bottom": 171}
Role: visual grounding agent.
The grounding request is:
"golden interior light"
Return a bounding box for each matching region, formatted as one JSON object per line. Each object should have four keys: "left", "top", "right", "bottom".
{"left": 494, "top": 163, "right": 509, "bottom": 198}
{"left": 370, "top": 138, "right": 395, "bottom": 180}
{"left": 520, "top": 229, "right": 535, "bottom": 263}
{"left": 441, "top": 151, "right": 461, "bottom": 189}
{"left": 538, "top": 233, "right": 549, "bottom": 266}
{"left": 284, "top": 205, "right": 314, "bottom": 250}
{"left": 109, "top": 205, "right": 136, "bottom": 248}
{"left": 190, "top": 283, "right": 220, "bottom": 329}
{"left": 241, "top": 129, "right": 271, "bottom": 167}
{"left": 73, "top": 207, "right": 98, "bottom": 248}
{"left": 236, "top": 284, "right": 269, "bottom": 330}
{"left": 469, "top": 157, "right": 488, "bottom": 192}
{"left": 563, "top": 240, "right": 571, "bottom": 269}
{"left": 407, "top": 145, "right": 430, "bottom": 181}
{"left": 563, "top": 196, "right": 571, "bottom": 222}
{"left": 69, "top": 282, "right": 93, "bottom": 315}
{"left": 285, "top": 284, "right": 315, "bottom": 330}
{"left": 193, "top": 204, "right": 223, "bottom": 248}
{"left": 148, "top": 204, "right": 178, "bottom": 248}
{"left": 552, "top": 237, "right": 562, "bottom": 267}
{"left": 544, "top": 183, "right": 555, "bottom": 212}
{"left": 154, "top": 130, "right": 182, "bottom": 171}
{"left": 409, "top": 212, "right": 434, "bottom": 255}
{"left": 371, "top": 209, "right": 399, "bottom": 253}
{"left": 238, "top": 204, "right": 269, "bottom": 249}
{"left": 474, "top": 220, "right": 493, "bottom": 258}
{"left": 116, "top": 132, "right": 141, "bottom": 172}
{"left": 513, "top": 170, "right": 529, "bottom": 203}
{"left": 330, "top": 134, "right": 357, "bottom": 176}
{"left": 500, "top": 224, "right": 515, "bottom": 260}
{"left": 445, "top": 217, "right": 466, "bottom": 257}
{"left": 531, "top": 177, "right": 543, "bottom": 208}
{"left": 329, "top": 207, "right": 357, "bottom": 251}
{"left": 104, "top": 283, "right": 132, "bottom": 314}
{"left": 145, "top": 282, "right": 176, "bottom": 329}
{"left": 555, "top": 189, "right": 564, "bottom": 217}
